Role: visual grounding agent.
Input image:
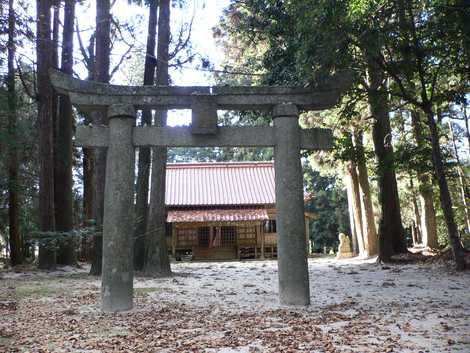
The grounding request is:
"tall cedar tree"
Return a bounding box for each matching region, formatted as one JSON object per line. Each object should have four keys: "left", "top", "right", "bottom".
{"left": 217, "top": 1, "right": 407, "bottom": 259}
{"left": 37, "top": 0, "right": 56, "bottom": 269}
{"left": 347, "top": 159, "right": 364, "bottom": 254}
{"left": 413, "top": 1, "right": 466, "bottom": 268}
{"left": 352, "top": 130, "right": 378, "bottom": 256}
{"left": 89, "top": 0, "right": 111, "bottom": 275}
{"left": 145, "top": 0, "right": 171, "bottom": 277}
{"left": 395, "top": 0, "right": 438, "bottom": 249}
{"left": 410, "top": 111, "right": 438, "bottom": 248}
{"left": 8, "top": 0, "right": 23, "bottom": 266}
{"left": 134, "top": 0, "right": 158, "bottom": 271}
{"left": 424, "top": 106, "right": 467, "bottom": 269}
{"left": 380, "top": 0, "right": 469, "bottom": 269}
{"left": 80, "top": 27, "right": 95, "bottom": 228}
{"left": 449, "top": 120, "right": 470, "bottom": 235}
{"left": 75, "top": 15, "right": 95, "bottom": 259}
{"left": 55, "top": 0, "right": 76, "bottom": 265}
{"left": 363, "top": 47, "right": 407, "bottom": 259}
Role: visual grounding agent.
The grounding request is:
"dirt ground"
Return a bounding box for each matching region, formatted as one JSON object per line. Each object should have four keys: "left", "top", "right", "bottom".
{"left": 1, "top": 257, "right": 469, "bottom": 353}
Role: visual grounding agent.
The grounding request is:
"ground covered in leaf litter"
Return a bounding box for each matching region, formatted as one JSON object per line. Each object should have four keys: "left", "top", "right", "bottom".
{"left": 1, "top": 257, "right": 469, "bottom": 353}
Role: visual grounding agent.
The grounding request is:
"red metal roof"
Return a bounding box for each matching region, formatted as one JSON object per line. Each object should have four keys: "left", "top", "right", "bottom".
{"left": 167, "top": 208, "right": 269, "bottom": 223}
{"left": 165, "top": 162, "right": 275, "bottom": 207}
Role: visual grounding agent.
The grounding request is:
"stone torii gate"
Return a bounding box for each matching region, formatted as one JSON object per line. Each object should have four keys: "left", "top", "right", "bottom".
{"left": 50, "top": 70, "right": 345, "bottom": 312}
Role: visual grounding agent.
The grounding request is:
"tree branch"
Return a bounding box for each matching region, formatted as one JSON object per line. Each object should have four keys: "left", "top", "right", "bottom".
{"left": 169, "top": 12, "right": 194, "bottom": 60}
{"left": 16, "top": 58, "right": 36, "bottom": 100}
{"left": 110, "top": 43, "right": 134, "bottom": 80}
{"left": 75, "top": 21, "right": 90, "bottom": 69}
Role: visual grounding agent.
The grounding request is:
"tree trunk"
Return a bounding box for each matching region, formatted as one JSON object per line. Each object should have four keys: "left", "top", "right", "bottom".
{"left": 352, "top": 130, "right": 378, "bottom": 256}
{"left": 7, "top": 0, "right": 23, "bottom": 267}
{"left": 346, "top": 161, "right": 365, "bottom": 255}
{"left": 145, "top": 0, "right": 171, "bottom": 277}
{"left": 37, "top": 0, "right": 56, "bottom": 269}
{"left": 396, "top": 0, "right": 465, "bottom": 268}
{"left": 83, "top": 144, "right": 94, "bottom": 222}
{"left": 455, "top": 0, "right": 470, "bottom": 83}
{"left": 395, "top": 0, "right": 437, "bottom": 250}
{"left": 89, "top": 0, "right": 111, "bottom": 276}
{"left": 463, "top": 103, "right": 470, "bottom": 155}
{"left": 345, "top": 168, "right": 359, "bottom": 255}
{"left": 410, "top": 110, "right": 438, "bottom": 248}
{"left": 82, "top": 34, "right": 95, "bottom": 226}
{"left": 449, "top": 120, "right": 470, "bottom": 235}
{"left": 424, "top": 105, "right": 467, "bottom": 270}
{"left": 419, "top": 186, "right": 438, "bottom": 248}
{"left": 51, "top": 2, "right": 59, "bottom": 218}
{"left": 134, "top": 0, "right": 158, "bottom": 271}
{"left": 409, "top": 176, "right": 422, "bottom": 246}
{"left": 82, "top": 137, "right": 94, "bottom": 263}
{"left": 80, "top": 26, "right": 95, "bottom": 263}
{"left": 51, "top": 1, "right": 59, "bottom": 146}
{"left": 365, "top": 56, "right": 407, "bottom": 260}
{"left": 56, "top": 0, "right": 76, "bottom": 266}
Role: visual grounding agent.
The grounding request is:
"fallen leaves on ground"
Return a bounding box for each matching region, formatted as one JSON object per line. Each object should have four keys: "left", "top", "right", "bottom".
{"left": 1, "top": 259, "right": 469, "bottom": 353}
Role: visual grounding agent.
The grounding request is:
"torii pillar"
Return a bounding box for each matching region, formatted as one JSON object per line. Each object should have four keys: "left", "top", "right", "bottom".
{"left": 101, "top": 105, "right": 136, "bottom": 312}
{"left": 273, "top": 103, "right": 310, "bottom": 306}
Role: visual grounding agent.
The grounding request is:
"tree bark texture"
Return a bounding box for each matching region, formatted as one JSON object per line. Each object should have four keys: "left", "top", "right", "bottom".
{"left": 51, "top": 1, "right": 59, "bottom": 154}
{"left": 83, "top": 145, "right": 94, "bottom": 223}
{"left": 463, "top": 103, "right": 470, "bottom": 156}
{"left": 7, "top": 0, "right": 23, "bottom": 266}
{"left": 365, "top": 57, "right": 407, "bottom": 260}
{"left": 90, "top": 0, "right": 111, "bottom": 276}
{"left": 82, "top": 34, "right": 95, "bottom": 226}
{"left": 345, "top": 168, "right": 359, "bottom": 255}
{"left": 37, "top": 0, "right": 56, "bottom": 269}
{"left": 418, "top": 178, "right": 438, "bottom": 249}
{"left": 352, "top": 130, "right": 378, "bottom": 256}
{"left": 424, "top": 106, "right": 467, "bottom": 270}
{"left": 145, "top": 0, "right": 171, "bottom": 277}
{"left": 397, "top": 0, "right": 438, "bottom": 250}
{"left": 51, "top": 3, "right": 59, "bottom": 220}
{"left": 410, "top": 111, "right": 438, "bottom": 248}
{"left": 409, "top": 176, "right": 422, "bottom": 246}
{"left": 398, "top": 0, "right": 465, "bottom": 268}
{"left": 346, "top": 161, "right": 365, "bottom": 255}
{"left": 449, "top": 120, "right": 470, "bottom": 236}
{"left": 134, "top": 0, "right": 158, "bottom": 271}
{"left": 56, "top": 0, "right": 76, "bottom": 266}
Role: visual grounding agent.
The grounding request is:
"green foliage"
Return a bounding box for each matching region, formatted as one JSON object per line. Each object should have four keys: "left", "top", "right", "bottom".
{"left": 0, "top": 63, "right": 38, "bottom": 260}
{"left": 217, "top": 0, "right": 470, "bottom": 254}
{"left": 26, "top": 225, "right": 98, "bottom": 253}
{"left": 304, "top": 166, "right": 349, "bottom": 253}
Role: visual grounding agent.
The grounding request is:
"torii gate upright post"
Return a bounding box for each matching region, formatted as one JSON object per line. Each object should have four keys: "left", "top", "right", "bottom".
{"left": 273, "top": 103, "right": 310, "bottom": 305}
{"left": 101, "top": 105, "right": 136, "bottom": 312}
{"left": 50, "top": 69, "right": 348, "bottom": 312}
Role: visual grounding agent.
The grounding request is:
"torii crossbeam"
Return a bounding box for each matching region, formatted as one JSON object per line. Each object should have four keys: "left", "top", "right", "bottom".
{"left": 50, "top": 69, "right": 347, "bottom": 312}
